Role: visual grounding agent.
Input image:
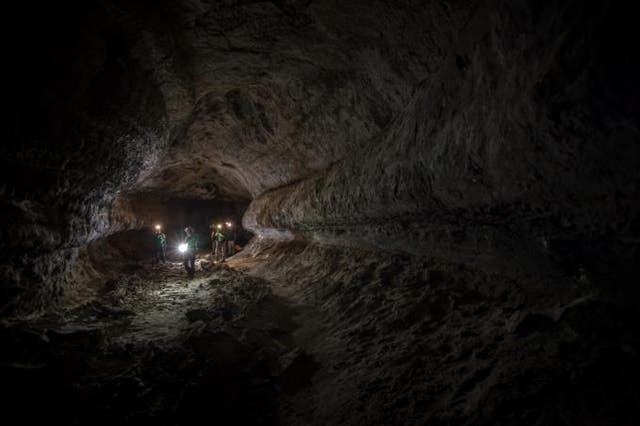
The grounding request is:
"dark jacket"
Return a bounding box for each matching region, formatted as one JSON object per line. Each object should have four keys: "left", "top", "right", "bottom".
{"left": 154, "top": 233, "right": 167, "bottom": 247}
{"left": 185, "top": 234, "right": 198, "bottom": 250}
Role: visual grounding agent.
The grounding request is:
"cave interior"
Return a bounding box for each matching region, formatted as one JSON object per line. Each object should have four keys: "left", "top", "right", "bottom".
{"left": 2, "top": 1, "right": 640, "bottom": 424}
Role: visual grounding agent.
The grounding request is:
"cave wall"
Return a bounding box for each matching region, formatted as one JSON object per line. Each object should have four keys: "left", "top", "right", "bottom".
{"left": 244, "top": 0, "right": 640, "bottom": 294}
{"left": 1, "top": 0, "right": 475, "bottom": 314}
{"left": 1, "top": 2, "right": 170, "bottom": 314}
{"left": 2, "top": 2, "right": 639, "bottom": 422}
{"left": 2, "top": 0, "right": 639, "bottom": 314}
{"left": 232, "top": 239, "right": 639, "bottom": 425}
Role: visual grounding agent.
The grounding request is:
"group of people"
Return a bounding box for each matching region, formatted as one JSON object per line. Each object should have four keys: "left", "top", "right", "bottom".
{"left": 211, "top": 222, "right": 236, "bottom": 262}
{"left": 152, "top": 222, "right": 237, "bottom": 277}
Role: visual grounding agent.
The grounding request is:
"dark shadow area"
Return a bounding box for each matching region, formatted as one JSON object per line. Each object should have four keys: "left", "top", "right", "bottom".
{"left": 0, "top": 266, "right": 303, "bottom": 426}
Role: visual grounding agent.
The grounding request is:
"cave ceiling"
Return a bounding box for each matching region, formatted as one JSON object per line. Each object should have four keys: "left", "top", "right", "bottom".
{"left": 110, "top": 0, "right": 472, "bottom": 200}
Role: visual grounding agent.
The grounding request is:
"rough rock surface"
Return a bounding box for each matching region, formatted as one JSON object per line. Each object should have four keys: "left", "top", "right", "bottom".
{"left": 3, "top": 0, "right": 466, "bottom": 312}
{"left": 3, "top": 251, "right": 637, "bottom": 425}
{"left": 244, "top": 0, "right": 640, "bottom": 285}
{"left": 2, "top": 0, "right": 640, "bottom": 424}
{"left": 2, "top": 263, "right": 300, "bottom": 425}
{"left": 4, "top": 0, "right": 639, "bottom": 313}
{"left": 231, "top": 240, "right": 640, "bottom": 425}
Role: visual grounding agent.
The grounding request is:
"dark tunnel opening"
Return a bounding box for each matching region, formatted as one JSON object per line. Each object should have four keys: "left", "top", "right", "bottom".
{"left": 2, "top": 0, "right": 640, "bottom": 424}
{"left": 119, "top": 193, "right": 254, "bottom": 258}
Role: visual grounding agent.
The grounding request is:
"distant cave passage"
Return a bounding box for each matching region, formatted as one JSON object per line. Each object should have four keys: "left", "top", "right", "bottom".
{"left": 105, "top": 193, "right": 252, "bottom": 265}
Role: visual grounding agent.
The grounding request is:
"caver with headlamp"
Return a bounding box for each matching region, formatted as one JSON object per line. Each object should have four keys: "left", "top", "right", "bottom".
{"left": 181, "top": 226, "right": 198, "bottom": 278}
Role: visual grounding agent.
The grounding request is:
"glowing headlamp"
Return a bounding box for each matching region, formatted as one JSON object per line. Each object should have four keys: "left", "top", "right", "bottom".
{"left": 155, "top": 224, "right": 161, "bottom": 230}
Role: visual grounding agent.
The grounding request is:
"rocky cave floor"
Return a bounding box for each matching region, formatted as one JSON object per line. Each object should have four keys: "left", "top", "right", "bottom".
{"left": 2, "top": 257, "right": 303, "bottom": 425}
{"left": 2, "top": 245, "right": 640, "bottom": 425}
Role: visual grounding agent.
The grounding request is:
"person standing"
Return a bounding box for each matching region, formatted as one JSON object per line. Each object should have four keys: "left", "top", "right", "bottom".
{"left": 210, "top": 224, "right": 217, "bottom": 256}
{"left": 225, "top": 221, "right": 236, "bottom": 257}
{"left": 183, "top": 226, "right": 198, "bottom": 277}
{"left": 153, "top": 225, "right": 167, "bottom": 263}
{"left": 213, "top": 224, "right": 227, "bottom": 263}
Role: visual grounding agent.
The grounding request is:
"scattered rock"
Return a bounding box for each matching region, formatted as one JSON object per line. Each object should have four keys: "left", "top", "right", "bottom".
{"left": 427, "top": 269, "right": 445, "bottom": 284}
{"left": 278, "top": 348, "right": 320, "bottom": 394}
{"left": 102, "top": 280, "right": 118, "bottom": 293}
{"left": 187, "top": 331, "right": 249, "bottom": 366}
{"left": 185, "top": 309, "right": 213, "bottom": 323}
{"left": 220, "top": 305, "right": 233, "bottom": 321}
{"left": 514, "top": 313, "right": 556, "bottom": 337}
{"left": 208, "top": 278, "right": 223, "bottom": 286}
